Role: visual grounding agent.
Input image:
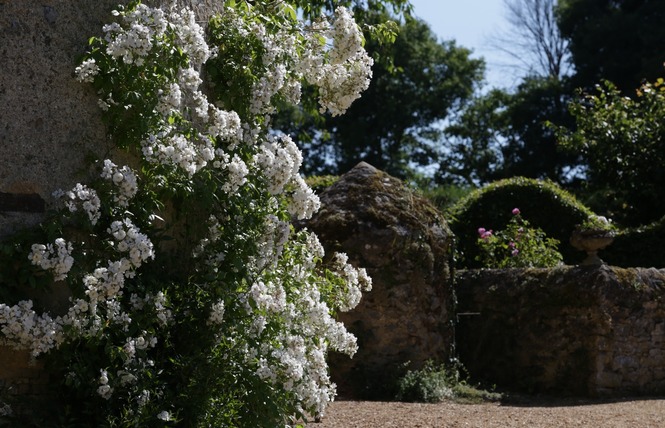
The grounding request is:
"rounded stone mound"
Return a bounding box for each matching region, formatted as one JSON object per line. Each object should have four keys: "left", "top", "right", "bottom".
{"left": 304, "top": 162, "right": 456, "bottom": 399}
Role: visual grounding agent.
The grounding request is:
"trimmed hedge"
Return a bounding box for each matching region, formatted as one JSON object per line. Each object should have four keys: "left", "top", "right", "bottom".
{"left": 603, "top": 217, "right": 665, "bottom": 268}
{"left": 447, "top": 177, "right": 594, "bottom": 268}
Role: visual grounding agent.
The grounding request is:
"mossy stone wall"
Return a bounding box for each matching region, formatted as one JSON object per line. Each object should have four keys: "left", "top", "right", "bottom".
{"left": 304, "top": 162, "right": 456, "bottom": 399}
{"left": 456, "top": 266, "right": 665, "bottom": 396}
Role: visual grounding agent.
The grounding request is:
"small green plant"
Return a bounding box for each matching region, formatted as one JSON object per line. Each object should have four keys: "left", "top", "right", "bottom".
{"left": 395, "top": 361, "right": 501, "bottom": 404}
{"left": 395, "top": 361, "right": 455, "bottom": 403}
{"left": 476, "top": 208, "right": 563, "bottom": 268}
{"left": 577, "top": 215, "right": 616, "bottom": 233}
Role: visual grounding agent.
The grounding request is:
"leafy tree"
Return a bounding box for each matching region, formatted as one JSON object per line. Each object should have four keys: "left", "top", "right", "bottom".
{"left": 554, "top": 79, "right": 665, "bottom": 226}
{"left": 557, "top": 0, "right": 665, "bottom": 92}
{"left": 438, "top": 88, "right": 508, "bottom": 185}
{"left": 279, "top": 14, "right": 485, "bottom": 179}
{"left": 441, "top": 76, "right": 577, "bottom": 185}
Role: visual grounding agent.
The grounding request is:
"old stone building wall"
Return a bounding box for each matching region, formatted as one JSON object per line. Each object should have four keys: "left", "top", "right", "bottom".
{"left": 0, "top": 0, "right": 224, "bottom": 408}
{"left": 456, "top": 266, "right": 665, "bottom": 397}
{"left": 0, "top": 0, "right": 223, "bottom": 237}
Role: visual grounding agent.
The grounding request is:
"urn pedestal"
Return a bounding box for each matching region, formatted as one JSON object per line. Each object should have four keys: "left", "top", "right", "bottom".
{"left": 570, "top": 230, "right": 614, "bottom": 265}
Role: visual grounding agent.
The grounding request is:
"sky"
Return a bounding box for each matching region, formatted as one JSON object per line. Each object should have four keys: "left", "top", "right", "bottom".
{"left": 408, "top": 0, "right": 518, "bottom": 89}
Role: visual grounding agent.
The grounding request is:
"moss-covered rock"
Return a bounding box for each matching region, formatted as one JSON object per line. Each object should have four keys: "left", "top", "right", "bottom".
{"left": 447, "top": 177, "right": 594, "bottom": 268}
{"left": 302, "top": 162, "right": 456, "bottom": 399}
{"left": 304, "top": 175, "right": 339, "bottom": 194}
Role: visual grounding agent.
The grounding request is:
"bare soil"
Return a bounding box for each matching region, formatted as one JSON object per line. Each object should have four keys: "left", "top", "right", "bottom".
{"left": 314, "top": 396, "right": 665, "bottom": 427}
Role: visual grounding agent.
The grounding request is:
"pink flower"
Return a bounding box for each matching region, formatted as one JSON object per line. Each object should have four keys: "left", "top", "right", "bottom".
{"left": 511, "top": 248, "right": 519, "bottom": 257}
{"left": 512, "top": 208, "right": 520, "bottom": 215}
{"left": 478, "top": 227, "right": 493, "bottom": 240}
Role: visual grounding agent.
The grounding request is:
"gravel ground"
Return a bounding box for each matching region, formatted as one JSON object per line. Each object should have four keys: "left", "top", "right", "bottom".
{"left": 314, "top": 397, "right": 665, "bottom": 427}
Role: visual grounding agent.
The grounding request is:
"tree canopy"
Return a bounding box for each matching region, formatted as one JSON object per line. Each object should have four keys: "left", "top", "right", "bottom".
{"left": 441, "top": 76, "right": 577, "bottom": 186}
{"left": 557, "top": 0, "right": 665, "bottom": 92}
{"left": 554, "top": 79, "right": 665, "bottom": 226}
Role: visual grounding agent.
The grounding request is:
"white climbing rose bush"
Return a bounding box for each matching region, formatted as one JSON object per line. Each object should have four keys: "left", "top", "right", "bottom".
{"left": 0, "top": 1, "right": 375, "bottom": 426}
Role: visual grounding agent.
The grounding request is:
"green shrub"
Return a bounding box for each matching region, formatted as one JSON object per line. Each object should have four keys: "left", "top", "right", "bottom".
{"left": 0, "top": 3, "right": 378, "bottom": 426}
{"left": 395, "top": 361, "right": 456, "bottom": 403}
{"left": 476, "top": 208, "right": 563, "bottom": 268}
{"left": 447, "top": 177, "right": 594, "bottom": 268}
{"left": 395, "top": 361, "right": 501, "bottom": 404}
{"left": 418, "top": 184, "right": 474, "bottom": 212}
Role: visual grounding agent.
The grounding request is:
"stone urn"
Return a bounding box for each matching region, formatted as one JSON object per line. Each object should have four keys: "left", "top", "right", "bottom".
{"left": 570, "top": 229, "right": 615, "bottom": 265}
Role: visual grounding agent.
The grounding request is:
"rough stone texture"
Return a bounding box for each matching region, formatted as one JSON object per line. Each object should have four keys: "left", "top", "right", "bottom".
{"left": 0, "top": 0, "right": 117, "bottom": 236}
{"left": 456, "top": 265, "right": 665, "bottom": 397}
{"left": 303, "top": 162, "right": 456, "bottom": 399}
{"left": 0, "top": 0, "right": 222, "bottom": 238}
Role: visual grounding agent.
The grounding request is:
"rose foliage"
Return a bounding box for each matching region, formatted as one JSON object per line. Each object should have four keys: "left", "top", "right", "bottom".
{"left": 476, "top": 208, "right": 563, "bottom": 268}
{"left": 0, "top": 1, "right": 377, "bottom": 426}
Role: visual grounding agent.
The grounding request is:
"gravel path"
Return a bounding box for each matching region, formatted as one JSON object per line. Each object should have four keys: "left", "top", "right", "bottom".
{"left": 314, "top": 397, "right": 665, "bottom": 427}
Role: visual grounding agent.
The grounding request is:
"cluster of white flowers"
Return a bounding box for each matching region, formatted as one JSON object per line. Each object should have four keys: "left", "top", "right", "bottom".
{"left": 100, "top": 159, "right": 138, "bottom": 207}
{"left": 100, "top": 4, "right": 243, "bottom": 177}
{"left": 168, "top": 5, "right": 209, "bottom": 66}
{"left": 97, "top": 369, "right": 113, "bottom": 399}
{"left": 53, "top": 183, "right": 101, "bottom": 225}
{"left": 300, "top": 7, "right": 374, "bottom": 116}
{"left": 0, "top": 2, "right": 378, "bottom": 423}
{"left": 103, "top": 4, "right": 167, "bottom": 65}
{"left": 254, "top": 134, "right": 302, "bottom": 195}
{"left": 213, "top": 150, "right": 249, "bottom": 193}
{"left": 287, "top": 175, "right": 321, "bottom": 220}
{"left": 157, "top": 410, "right": 172, "bottom": 422}
{"left": 208, "top": 300, "right": 225, "bottom": 325}
{"left": 141, "top": 130, "right": 213, "bottom": 176}
{"left": 28, "top": 238, "right": 75, "bottom": 281}
{"left": 252, "top": 134, "right": 319, "bottom": 220}
{"left": 250, "top": 31, "right": 297, "bottom": 114}
{"left": 0, "top": 300, "right": 63, "bottom": 357}
{"left": 241, "top": 230, "right": 365, "bottom": 418}
{"left": 74, "top": 58, "right": 100, "bottom": 82}
{"left": 107, "top": 218, "right": 155, "bottom": 269}
{"left": 252, "top": 214, "right": 291, "bottom": 272}
{"left": 0, "top": 401, "right": 12, "bottom": 417}
{"left": 330, "top": 252, "right": 373, "bottom": 312}
{"left": 156, "top": 83, "right": 183, "bottom": 117}
{"left": 123, "top": 333, "right": 158, "bottom": 362}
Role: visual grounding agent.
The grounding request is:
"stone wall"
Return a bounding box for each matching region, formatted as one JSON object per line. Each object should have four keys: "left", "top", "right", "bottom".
{"left": 0, "top": 0, "right": 222, "bottom": 237}
{"left": 303, "top": 162, "right": 456, "bottom": 399}
{"left": 456, "top": 266, "right": 665, "bottom": 396}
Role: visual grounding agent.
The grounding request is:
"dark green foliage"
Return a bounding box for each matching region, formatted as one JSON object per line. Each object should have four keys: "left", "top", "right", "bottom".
{"left": 418, "top": 184, "right": 473, "bottom": 213}
{"left": 557, "top": 0, "right": 665, "bottom": 93}
{"left": 441, "top": 76, "right": 578, "bottom": 186}
{"left": 447, "top": 177, "right": 593, "bottom": 268}
{"left": 304, "top": 175, "right": 339, "bottom": 194}
{"left": 554, "top": 79, "right": 665, "bottom": 227}
{"left": 602, "top": 216, "right": 665, "bottom": 269}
